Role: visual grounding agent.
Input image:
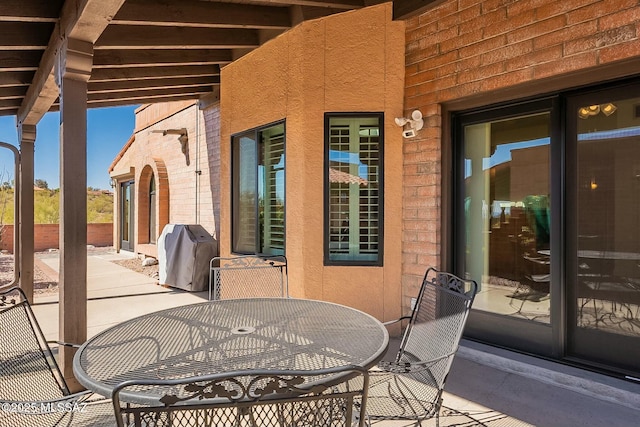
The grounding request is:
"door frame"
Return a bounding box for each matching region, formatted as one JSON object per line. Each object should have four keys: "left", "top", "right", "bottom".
{"left": 452, "top": 96, "right": 560, "bottom": 358}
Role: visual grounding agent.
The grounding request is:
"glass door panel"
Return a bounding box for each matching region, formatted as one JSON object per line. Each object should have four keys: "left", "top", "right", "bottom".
{"left": 463, "top": 112, "right": 552, "bottom": 323}
{"left": 120, "top": 180, "right": 134, "bottom": 251}
{"left": 569, "top": 91, "right": 640, "bottom": 375}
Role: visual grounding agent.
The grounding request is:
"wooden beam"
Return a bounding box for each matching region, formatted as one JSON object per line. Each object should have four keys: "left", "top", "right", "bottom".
{"left": 96, "top": 25, "right": 260, "bottom": 49}
{"left": 114, "top": 0, "right": 291, "bottom": 29}
{"left": 0, "top": 99, "right": 22, "bottom": 109}
{"left": 17, "top": 0, "right": 127, "bottom": 126}
{"left": 89, "top": 76, "right": 220, "bottom": 93}
{"left": 90, "top": 65, "right": 220, "bottom": 81}
{"left": 253, "top": 0, "right": 363, "bottom": 9}
{"left": 393, "top": 0, "right": 445, "bottom": 20}
{"left": 0, "top": 71, "right": 33, "bottom": 87}
{"left": 0, "top": 51, "right": 44, "bottom": 71}
{"left": 290, "top": 5, "right": 348, "bottom": 25}
{"left": 0, "top": 87, "right": 27, "bottom": 99}
{"left": 0, "top": 22, "right": 53, "bottom": 49}
{"left": 88, "top": 86, "right": 214, "bottom": 102}
{"left": 85, "top": 93, "right": 206, "bottom": 109}
{"left": 0, "top": 0, "right": 62, "bottom": 22}
{"left": 93, "top": 49, "right": 233, "bottom": 68}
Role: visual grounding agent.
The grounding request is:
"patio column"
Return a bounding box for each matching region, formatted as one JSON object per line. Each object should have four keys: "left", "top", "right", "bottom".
{"left": 18, "top": 124, "right": 36, "bottom": 302}
{"left": 55, "top": 38, "right": 93, "bottom": 391}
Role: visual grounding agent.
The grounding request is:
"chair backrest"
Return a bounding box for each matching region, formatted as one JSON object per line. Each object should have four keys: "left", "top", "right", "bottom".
{"left": 0, "top": 287, "right": 69, "bottom": 403}
{"left": 112, "top": 365, "right": 369, "bottom": 427}
{"left": 396, "top": 268, "right": 477, "bottom": 389}
{"left": 209, "top": 255, "right": 288, "bottom": 300}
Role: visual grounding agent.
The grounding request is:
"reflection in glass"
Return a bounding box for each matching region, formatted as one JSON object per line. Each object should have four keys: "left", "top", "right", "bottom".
{"left": 232, "top": 123, "right": 286, "bottom": 255}
{"left": 463, "top": 113, "right": 551, "bottom": 323}
{"left": 122, "top": 182, "right": 131, "bottom": 242}
{"left": 326, "top": 116, "right": 381, "bottom": 263}
{"left": 576, "top": 98, "right": 640, "bottom": 338}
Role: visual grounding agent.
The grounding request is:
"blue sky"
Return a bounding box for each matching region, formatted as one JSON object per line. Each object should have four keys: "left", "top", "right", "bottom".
{"left": 0, "top": 105, "right": 137, "bottom": 190}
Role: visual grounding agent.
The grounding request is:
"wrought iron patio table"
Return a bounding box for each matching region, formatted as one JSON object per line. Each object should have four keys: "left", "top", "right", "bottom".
{"left": 72, "top": 298, "right": 388, "bottom": 405}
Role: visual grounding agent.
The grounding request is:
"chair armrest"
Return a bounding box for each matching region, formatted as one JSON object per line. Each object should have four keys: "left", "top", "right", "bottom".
{"left": 375, "top": 352, "right": 455, "bottom": 374}
{"left": 47, "top": 340, "right": 81, "bottom": 349}
{"left": 382, "top": 315, "right": 411, "bottom": 327}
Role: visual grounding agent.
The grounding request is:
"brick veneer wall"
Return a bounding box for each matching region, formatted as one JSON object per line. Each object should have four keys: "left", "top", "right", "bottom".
{"left": 111, "top": 101, "right": 220, "bottom": 259}
{"left": 0, "top": 223, "right": 113, "bottom": 253}
{"left": 403, "top": 0, "right": 640, "bottom": 308}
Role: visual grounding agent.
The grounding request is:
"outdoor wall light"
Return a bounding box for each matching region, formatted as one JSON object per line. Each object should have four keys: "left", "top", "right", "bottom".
{"left": 394, "top": 110, "right": 424, "bottom": 138}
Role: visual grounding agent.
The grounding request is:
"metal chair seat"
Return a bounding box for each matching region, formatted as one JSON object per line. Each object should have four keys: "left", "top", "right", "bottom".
{"left": 363, "top": 268, "right": 477, "bottom": 427}
{"left": 0, "top": 287, "right": 113, "bottom": 427}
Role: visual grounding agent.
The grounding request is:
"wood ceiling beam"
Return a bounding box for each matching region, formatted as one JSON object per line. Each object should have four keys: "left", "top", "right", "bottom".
{"left": 90, "top": 65, "right": 221, "bottom": 82}
{"left": 93, "top": 49, "right": 233, "bottom": 68}
{"left": 89, "top": 76, "right": 220, "bottom": 93}
{"left": 0, "top": 51, "right": 43, "bottom": 71}
{"left": 0, "top": 87, "right": 27, "bottom": 100}
{"left": 88, "top": 86, "right": 214, "bottom": 102}
{"left": 18, "top": 0, "right": 127, "bottom": 126}
{"left": 0, "top": 22, "right": 53, "bottom": 49}
{"left": 0, "top": 71, "right": 33, "bottom": 88}
{"left": 96, "top": 25, "right": 260, "bottom": 49}
{"left": 393, "top": 0, "right": 445, "bottom": 20}
{"left": 0, "top": 1, "right": 62, "bottom": 22}
{"left": 82, "top": 94, "right": 202, "bottom": 109}
{"left": 114, "top": 0, "right": 291, "bottom": 29}
{"left": 244, "top": 0, "right": 364, "bottom": 9}
{"left": 0, "top": 99, "right": 22, "bottom": 109}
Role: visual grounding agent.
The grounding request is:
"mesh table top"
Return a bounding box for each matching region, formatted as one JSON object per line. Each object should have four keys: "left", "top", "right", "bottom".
{"left": 73, "top": 298, "right": 388, "bottom": 403}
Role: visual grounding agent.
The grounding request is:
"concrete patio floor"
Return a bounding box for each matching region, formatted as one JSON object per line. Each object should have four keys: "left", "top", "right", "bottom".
{"left": 29, "top": 248, "right": 640, "bottom": 427}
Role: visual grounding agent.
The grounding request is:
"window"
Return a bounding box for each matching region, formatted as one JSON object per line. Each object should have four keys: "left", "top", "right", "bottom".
{"left": 232, "top": 122, "right": 285, "bottom": 255}
{"left": 325, "top": 114, "right": 383, "bottom": 265}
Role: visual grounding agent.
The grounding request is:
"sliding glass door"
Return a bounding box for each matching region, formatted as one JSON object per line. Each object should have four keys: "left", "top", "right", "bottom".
{"left": 567, "top": 85, "right": 640, "bottom": 375}
{"left": 455, "top": 99, "right": 556, "bottom": 355}
{"left": 455, "top": 80, "right": 640, "bottom": 377}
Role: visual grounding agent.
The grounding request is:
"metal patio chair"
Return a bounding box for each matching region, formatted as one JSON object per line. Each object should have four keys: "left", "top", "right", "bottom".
{"left": 209, "top": 255, "right": 288, "bottom": 300}
{"left": 113, "top": 365, "right": 369, "bottom": 427}
{"left": 0, "top": 287, "right": 113, "bottom": 427}
{"left": 364, "top": 268, "right": 477, "bottom": 427}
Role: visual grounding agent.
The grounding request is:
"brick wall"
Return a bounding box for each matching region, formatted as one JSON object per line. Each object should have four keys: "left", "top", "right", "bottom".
{"left": 0, "top": 223, "right": 113, "bottom": 253}
{"left": 402, "top": 0, "right": 640, "bottom": 307}
{"left": 111, "top": 101, "right": 220, "bottom": 258}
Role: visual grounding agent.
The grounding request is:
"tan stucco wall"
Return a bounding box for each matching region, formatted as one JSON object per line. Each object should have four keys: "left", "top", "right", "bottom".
{"left": 111, "top": 101, "right": 219, "bottom": 258}
{"left": 220, "top": 3, "right": 405, "bottom": 321}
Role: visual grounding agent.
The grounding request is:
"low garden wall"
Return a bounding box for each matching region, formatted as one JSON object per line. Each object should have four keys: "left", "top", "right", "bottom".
{"left": 0, "top": 223, "right": 113, "bottom": 253}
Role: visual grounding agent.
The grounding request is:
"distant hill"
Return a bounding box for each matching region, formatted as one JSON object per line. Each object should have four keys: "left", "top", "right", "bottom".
{"left": 0, "top": 188, "right": 113, "bottom": 224}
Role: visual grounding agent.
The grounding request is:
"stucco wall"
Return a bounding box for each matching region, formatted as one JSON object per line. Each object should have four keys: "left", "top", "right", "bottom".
{"left": 220, "top": 3, "right": 405, "bottom": 321}
{"left": 111, "top": 101, "right": 220, "bottom": 258}
{"left": 401, "top": 0, "right": 640, "bottom": 310}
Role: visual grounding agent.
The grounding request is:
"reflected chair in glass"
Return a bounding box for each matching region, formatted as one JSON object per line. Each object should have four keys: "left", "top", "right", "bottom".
{"left": 112, "top": 365, "right": 369, "bottom": 427}
{"left": 510, "top": 253, "right": 551, "bottom": 316}
{"left": 209, "top": 255, "right": 288, "bottom": 300}
{"left": 364, "top": 268, "right": 477, "bottom": 427}
{"left": 0, "top": 287, "right": 113, "bottom": 427}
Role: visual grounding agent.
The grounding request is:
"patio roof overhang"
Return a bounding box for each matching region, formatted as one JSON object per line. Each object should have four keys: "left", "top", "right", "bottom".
{"left": 0, "top": 0, "right": 435, "bottom": 124}
{"left": 1, "top": 0, "right": 437, "bottom": 124}
{"left": 0, "top": 0, "right": 432, "bottom": 391}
